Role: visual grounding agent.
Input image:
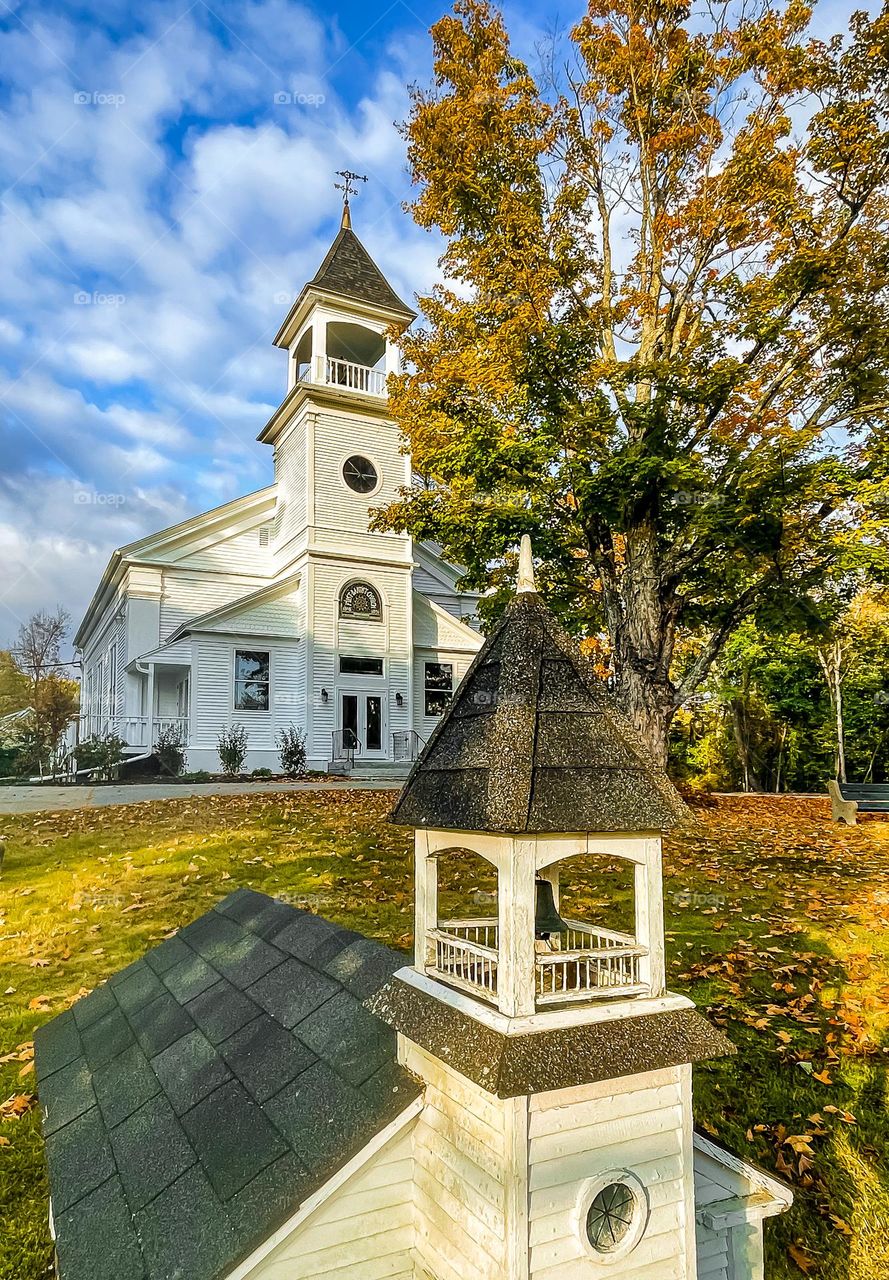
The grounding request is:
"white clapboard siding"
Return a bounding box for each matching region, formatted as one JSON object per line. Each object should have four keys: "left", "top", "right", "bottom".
{"left": 274, "top": 418, "right": 308, "bottom": 555}
{"left": 167, "top": 523, "right": 273, "bottom": 576}
{"left": 190, "top": 637, "right": 304, "bottom": 752}
{"left": 696, "top": 1223, "right": 730, "bottom": 1278}
{"left": 529, "top": 1067, "right": 692, "bottom": 1280}
{"left": 311, "top": 407, "right": 406, "bottom": 543}
{"left": 247, "top": 1129, "right": 415, "bottom": 1279}
{"left": 404, "top": 1043, "right": 508, "bottom": 1280}
{"left": 199, "top": 592, "right": 301, "bottom": 638}
{"left": 160, "top": 571, "right": 269, "bottom": 641}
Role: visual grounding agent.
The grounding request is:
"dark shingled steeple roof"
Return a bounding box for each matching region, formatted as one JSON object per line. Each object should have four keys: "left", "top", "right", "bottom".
{"left": 34, "top": 890, "right": 418, "bottom": 1280}
{"left": 304, "top": 222, "right": 415, "bottom": 318}
{"left": 391, "top": 590, "right": 689, "bottom": 834}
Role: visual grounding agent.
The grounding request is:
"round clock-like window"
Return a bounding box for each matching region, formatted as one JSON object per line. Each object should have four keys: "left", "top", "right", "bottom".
{"left": 342, "top": 455, "right": 379, "bottom": 494}
{"left": 585, "top": 1181, "right": 637, "bottom": 1253}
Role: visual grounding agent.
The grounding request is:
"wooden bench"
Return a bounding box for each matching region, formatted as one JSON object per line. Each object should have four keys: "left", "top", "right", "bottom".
{"left": 826, "top": 779, "right": 889, "bottom": 825}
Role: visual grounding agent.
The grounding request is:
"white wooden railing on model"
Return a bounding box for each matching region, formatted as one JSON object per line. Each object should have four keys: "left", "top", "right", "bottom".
{"left": 428, "top": 917, "right": 649, "bottom": 1007}
{"left": 325, "top": 357, "right": 386, "bottom": 396}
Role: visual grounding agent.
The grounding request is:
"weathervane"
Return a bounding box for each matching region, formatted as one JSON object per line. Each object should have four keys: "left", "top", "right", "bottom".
{"left": 335, "top": 169, "right": 367, "bottom": 228}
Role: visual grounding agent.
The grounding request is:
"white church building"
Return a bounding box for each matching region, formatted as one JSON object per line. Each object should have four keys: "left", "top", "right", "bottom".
{"left": 74, "top": 204, "right": 482, "bottom": 775}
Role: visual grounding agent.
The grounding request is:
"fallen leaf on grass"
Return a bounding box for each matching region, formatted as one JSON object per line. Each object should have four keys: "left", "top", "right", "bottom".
{"left": 788, "top": 1243, "right": 816, "bottom": 1273}
{"left": 0, "top": 1092, "right": 35, "bottom": 1120}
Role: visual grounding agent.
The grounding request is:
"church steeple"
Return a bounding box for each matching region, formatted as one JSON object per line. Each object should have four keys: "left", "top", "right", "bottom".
{"left": 264, "top": 184, "right": 415, "bottom": 431}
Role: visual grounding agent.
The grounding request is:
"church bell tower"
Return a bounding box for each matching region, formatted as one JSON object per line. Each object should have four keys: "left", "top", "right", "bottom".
{"left": 256, "top": 179, "right": 419, "bottom": 770}
{"left": 371, "top": 538, "right": 735, "bottom": 1280}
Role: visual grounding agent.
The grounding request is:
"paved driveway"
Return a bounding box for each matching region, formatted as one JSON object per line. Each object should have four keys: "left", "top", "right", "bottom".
{"left": 0, "top": 778, "right": 401, "bottom": 816}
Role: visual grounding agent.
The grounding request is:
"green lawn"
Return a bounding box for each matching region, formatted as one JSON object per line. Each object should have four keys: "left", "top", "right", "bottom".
{"left": 1, "top": 790, "right": 888, "bottom": 1280}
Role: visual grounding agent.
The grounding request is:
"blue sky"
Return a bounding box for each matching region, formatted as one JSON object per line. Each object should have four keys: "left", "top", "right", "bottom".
{"left": 0, "top": 0, "right": 862, "bottom": 644}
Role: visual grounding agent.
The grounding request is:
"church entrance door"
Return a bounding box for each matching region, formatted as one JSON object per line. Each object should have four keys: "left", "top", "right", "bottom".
{"left": 339, "top": 691, "right": 385, "bottom": 758}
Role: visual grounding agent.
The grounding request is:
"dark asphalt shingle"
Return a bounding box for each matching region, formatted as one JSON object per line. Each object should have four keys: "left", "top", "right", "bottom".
{"left": 181, "top": 1079, "right": 289, "bottom": 1201}
{"left": 186, "top": 979, "right": 261, "bottom": 1045}
{"left": 109, "top": 1093, "right": 197, "bottom": 1211}
{"left": 391, "top": 590, "right": 691, "bottom": 834}
{"left": 246, "top": 956, "right": 339, "bottom": 1028}
{"left": 35, "top": 888, "right": 417, "bottom": 1280}
{"left": 151, "top": 1029, "right": 232, "bottom": 1114}
{"left": 303, "top": 225, "right": 415, "bottom": 319}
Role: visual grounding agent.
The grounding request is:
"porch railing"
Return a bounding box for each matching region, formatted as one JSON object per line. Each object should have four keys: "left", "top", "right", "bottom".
{"left": 392, "top": 729, "right": 426, "bottom": 762}
{"left": 427, "top": 916, "right": 648, "bottom": 1008}
{"left": 80, "top": 716, "right": 189, "bottom": 750}
{"left": 325, "top": 357, "right": 386, "bottom": 396}
{"left": 331, "top": 729, "right": 360, "bottom": 768}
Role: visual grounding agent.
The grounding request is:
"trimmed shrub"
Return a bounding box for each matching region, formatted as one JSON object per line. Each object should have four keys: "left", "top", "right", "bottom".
{"left": 217, "top": 725, "right": 248, "bottom": 777}
{"left": 76, "top": 732, "right": 126, "bottom": 781}
{"left": 277, "top": 725, "right": 307, "bottom": 777}
{"left": 154, "top": 724, "right": 187, "bottom": 777}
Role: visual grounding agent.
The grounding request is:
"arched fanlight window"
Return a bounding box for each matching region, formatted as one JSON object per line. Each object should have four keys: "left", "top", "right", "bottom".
{"left": 339, "top": 581, "right": 383, "bottom": 621}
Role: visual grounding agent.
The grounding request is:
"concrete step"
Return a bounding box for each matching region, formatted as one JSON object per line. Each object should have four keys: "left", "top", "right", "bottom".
{"left": 332, "top": 760, "right": 413, "bottom": 782}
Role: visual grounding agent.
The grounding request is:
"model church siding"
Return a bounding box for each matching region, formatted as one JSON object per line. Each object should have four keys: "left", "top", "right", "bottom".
{"left": 403, "top": 1043, "right": 509, "bottom": 1280}
{"left": 528, "top": 1067, "right": 694, "bottom": 1280}
{"left": 244, "top": 1125, "right": 416, "bottom": 1280}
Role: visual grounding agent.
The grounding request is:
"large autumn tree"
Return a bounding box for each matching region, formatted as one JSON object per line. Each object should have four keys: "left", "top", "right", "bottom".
{"left": 374, "top": 0, "right": 889, "bottom": 761}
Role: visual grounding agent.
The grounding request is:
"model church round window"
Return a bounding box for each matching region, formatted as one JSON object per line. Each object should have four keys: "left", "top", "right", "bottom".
{"left": 585, "top": 1181, "right": 637, "bottom": 1254}
{"left": 342, "top": 455, "right": 378, "bottom": 494}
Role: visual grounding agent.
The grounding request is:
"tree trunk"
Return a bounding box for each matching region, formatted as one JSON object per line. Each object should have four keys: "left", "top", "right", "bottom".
{"left": 607, "top": 519, "right": 678, "bottom": 767}
{"left": 615, "top": 664, "right": 675, "bottom": 767}
{"left": 818, "top": 643, "right": 847, "bottom": 782}
{"left": 775, "top": 723, "right": 787, "bottom": 793}
{"left": 729, "top": 698, "right": 763, "bottom": 792}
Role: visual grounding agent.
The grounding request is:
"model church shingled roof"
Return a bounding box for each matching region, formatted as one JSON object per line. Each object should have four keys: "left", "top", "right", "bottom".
{"left": 391, "top": 538, "right": 689, "bottom": 834}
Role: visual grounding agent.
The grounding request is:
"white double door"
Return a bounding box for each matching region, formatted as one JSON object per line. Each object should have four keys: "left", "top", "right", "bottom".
{"left": 338, "top": 689, "right": 385, "bottom": 757}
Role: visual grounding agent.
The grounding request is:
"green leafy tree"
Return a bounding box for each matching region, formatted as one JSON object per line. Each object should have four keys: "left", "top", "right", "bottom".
{"left": 375, "top": 0, "right": 889, "bottom": 762}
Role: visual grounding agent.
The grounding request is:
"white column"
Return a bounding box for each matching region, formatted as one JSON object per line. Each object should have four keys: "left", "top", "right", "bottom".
{"left": 635, "top": 837, "right": 666, "bottom": 996}
{"left": 498, "top": 841, "right": 538, "bottom": 1018}
{"left": 384, "top": 336, "right": 400, "bottom": 378}
{"left": 311, "top": 311, "right": 326, "bottom": 384}
{"left": 146, "top": 662, "right": 155, "bottom": 753}
{"left": 503, "top": 1094, "right": 531, "bottom": 1280}
{"left": 414, "top": 832, "right": 438, "bottom": 973}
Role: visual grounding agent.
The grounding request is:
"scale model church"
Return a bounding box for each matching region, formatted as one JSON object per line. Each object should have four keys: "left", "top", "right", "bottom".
{"left": 74, "top": 201, "right": 482, "bottom": 776}
{"left": 37, "top": 549, "right": 791, "bottom": 1280}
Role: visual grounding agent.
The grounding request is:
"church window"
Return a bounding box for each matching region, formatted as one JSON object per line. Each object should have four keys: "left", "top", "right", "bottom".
{"left": 339, "top": 582, "right": 382, "bottom": 620}
{"left": 339, "top": 656, "right": 384, "bottom": 676}
{"left": 234, "top": 650, "right": 270, "bottom": 711}
{"left": 424, "top": 662, "right": 453, "bottom": 716}
{"left": 342, "top": 455, "right": 379, "bottom": 494}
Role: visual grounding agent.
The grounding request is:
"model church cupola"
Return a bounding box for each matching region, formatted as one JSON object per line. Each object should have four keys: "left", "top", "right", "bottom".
{"left": 391, "top": 535, "right": 689, "bottom": 1022}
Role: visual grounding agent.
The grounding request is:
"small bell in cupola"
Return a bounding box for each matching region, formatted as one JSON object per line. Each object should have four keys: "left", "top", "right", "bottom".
{"left": 533, "top": 876, "right": 569, "bottom": 942}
